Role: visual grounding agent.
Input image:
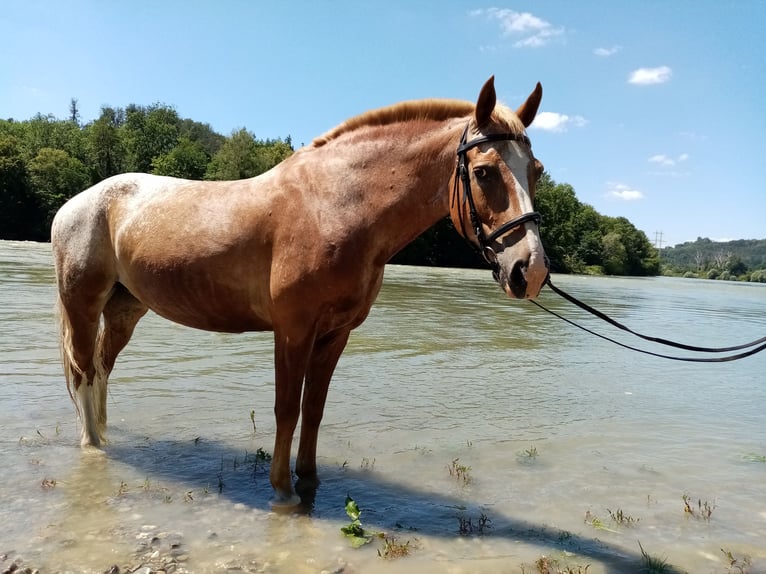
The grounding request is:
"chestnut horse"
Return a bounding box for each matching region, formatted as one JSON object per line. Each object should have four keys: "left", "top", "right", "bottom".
{"left": 51, "top": 77, "right": 548, "bottom": 505}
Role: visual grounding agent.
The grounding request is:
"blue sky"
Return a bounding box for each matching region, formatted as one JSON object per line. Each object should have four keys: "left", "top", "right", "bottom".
{"left": 3, "top": 1, "right": 764, "bottom": 247}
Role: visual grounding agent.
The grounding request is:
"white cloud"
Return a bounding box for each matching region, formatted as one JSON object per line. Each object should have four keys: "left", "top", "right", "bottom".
{"left": 605, "top": 182, "right": 644, "bottom": 201}
{"left": 648, "top": 153, "right": 690, "bottom": 166}
{"left": 473, "top": 8, "right": 564, "bottom": 48}
{"left": 628, "top": 66, "right": 672, "bottom": 85}
{"left": 594, "top": 45, "right": 621, "bottom": 57}
{"left": 530, "top": 111, "right": 588, "bottom": 132}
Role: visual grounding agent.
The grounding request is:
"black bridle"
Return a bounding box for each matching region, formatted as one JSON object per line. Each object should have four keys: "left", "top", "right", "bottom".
{"left": 453, "top": 124, "right": 542, "bottom": 277}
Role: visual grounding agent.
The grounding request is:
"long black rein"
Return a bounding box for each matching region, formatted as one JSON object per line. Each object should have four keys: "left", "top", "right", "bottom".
{"left": 531, "top": 276, "right": 766, "bottom": 362}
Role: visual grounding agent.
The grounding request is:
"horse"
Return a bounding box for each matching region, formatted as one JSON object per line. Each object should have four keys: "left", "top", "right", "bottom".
{"left": 51, "top": 76, "right": 548, "bottom": 506}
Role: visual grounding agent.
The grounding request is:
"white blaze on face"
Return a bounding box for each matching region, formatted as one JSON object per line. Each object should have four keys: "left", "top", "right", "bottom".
{"left": 501, "top": 141, "right": 548, "bottom": 295}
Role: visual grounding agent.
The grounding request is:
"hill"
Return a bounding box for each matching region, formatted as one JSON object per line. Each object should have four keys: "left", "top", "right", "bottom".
{"left": 661, "top": 237, "right": 766, "bottom": 282}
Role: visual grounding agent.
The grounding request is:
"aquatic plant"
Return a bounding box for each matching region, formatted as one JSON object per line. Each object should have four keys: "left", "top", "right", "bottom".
{"left": 457, "top": 512, "right": 492, "bottom": 535}
{"left": 721, "top": 547, "right": 752, "bottom": 574}
{"left": 448, "top": 458, "right": 472, "bottom": 484}
{"left": 638, "top": 541, "right": 670, "bottom": 573}
{"left": 377, "top": 536, "right": 411, "bottom": 559}
{"left": 340, "top": 495, "right": 373, "bottom": 547}
{"left": 250, "top": 409, "right": 256, "bottom": 434}
{"left": 742, "top": 452, "right": 766, "bottom": 463}
{"left": 521, "top": 555, "right": 590, "bottom": 574}
{"left": 682, "top": 493, "right": 715, "bottom": 520}
{"left": 607, "top": 507, "right": 640, "bottom": 526}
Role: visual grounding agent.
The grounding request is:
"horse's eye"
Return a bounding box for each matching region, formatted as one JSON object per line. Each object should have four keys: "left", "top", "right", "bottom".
{"left": 473, "top": 166, "right": 489, "bottom": 180}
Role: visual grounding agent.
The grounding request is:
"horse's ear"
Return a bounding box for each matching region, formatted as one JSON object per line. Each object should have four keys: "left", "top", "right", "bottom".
{"left": 475, "top": 76, "right": 497, "bottom": 128}
{"left": 516, "top": 82, "right": 543, "bottom": 128}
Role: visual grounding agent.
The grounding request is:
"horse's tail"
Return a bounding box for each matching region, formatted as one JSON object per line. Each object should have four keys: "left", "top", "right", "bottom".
{"left": 56, "top": 295, "right": 109, "bottom": 445}
{"left": 57, "top": 295, "right": 81, "bottom": 412}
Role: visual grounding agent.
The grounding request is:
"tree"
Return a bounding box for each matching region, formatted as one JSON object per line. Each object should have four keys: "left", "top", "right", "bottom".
{"left": 86, "top": 106, "right": 126, "bottom": 182}
{"left": 601, "top": 231, "right": 627, "bottom": 275}
{"left": 151, "top": 137, "right": 209, "bottom": 179}
{"left": 28, "top": 147, "right": 90, "bottom": 235}
{"left": 534, "top": 172, "right": 581, "bottom": 272}
{"left": 69, "top": 98, "right": 81, "bottom": 125}
{"left": 122, "top": 103, "right": 180, "bottom": 173}
{"left": 205, "top": 129, "right": 267, "bottom": 180}
{"left": 0, "top": 135, "right": 37, "bottom": 240}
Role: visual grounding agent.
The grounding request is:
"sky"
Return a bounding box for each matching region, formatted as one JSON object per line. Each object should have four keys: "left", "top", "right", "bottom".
{"left": 2, "top": 1, "right": 764, "bottom": 247}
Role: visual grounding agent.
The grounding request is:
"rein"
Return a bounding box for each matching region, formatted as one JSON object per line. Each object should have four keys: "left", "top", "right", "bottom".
{"left": 453, "top": 124, "right": 542, "bottom": 275}
{"left": 531, "top": 276, "right": 766, "bottom": 362}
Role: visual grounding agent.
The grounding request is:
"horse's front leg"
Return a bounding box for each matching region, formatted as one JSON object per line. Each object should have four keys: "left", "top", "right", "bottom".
{"left": 296, "top": 328, "right": 351, "bottom": 484}
{"left": 270, "top": 330, "right": 314, "bottom": 506}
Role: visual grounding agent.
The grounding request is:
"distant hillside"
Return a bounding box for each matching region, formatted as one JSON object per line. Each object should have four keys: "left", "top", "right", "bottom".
{"left": 661, "top": 237, "right": 766, "bottom": 282}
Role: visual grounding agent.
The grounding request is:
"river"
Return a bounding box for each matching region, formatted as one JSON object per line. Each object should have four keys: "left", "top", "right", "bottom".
{"left": 1, "top": 240, "right": 764, "bottom": 573}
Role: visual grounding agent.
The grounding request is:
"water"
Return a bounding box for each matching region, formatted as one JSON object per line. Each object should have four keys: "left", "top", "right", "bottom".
{"left": 1, "top": 240, "right": 765, "bottom": 573}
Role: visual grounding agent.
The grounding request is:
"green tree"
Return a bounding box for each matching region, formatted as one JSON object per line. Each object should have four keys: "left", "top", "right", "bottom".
{"left": 601, "top": 231, "right": 627, "bottom": 275}
{"left": 85, "top": 106, "right": 126, "bottom": 182}
{"left": 122, "top": 103, "right": 180, "bottom": 173}
{"left": 0, "top": 135, "right": 37, "bottom": 240}
{"left": 151, "top": 136, "right": 209, "bottom": 179}
{"left": 534, "top": 172, "right": 581, "bottom": 272}
{"left": 28, "top": 147, "right": 89, "bottom": 234}
{"left": 205, "top": 128, "right": 267, "bottom": 180}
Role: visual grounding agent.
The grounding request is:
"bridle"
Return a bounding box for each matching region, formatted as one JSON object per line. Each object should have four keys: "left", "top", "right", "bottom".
{"left": 453, "top": 123, "right": 542, "bottom": 279}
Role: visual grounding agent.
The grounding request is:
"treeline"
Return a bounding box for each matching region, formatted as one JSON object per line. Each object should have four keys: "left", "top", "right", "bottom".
{"left": 393, "top": 172, "right": 661, "bottom": 276}
{"left": 0, "top": 100, "right": 293, "bottom": 241}
{"left": 1, "top": 100, "right": 661, "bottom": 277}
{"left": 660, "top": 237, "right": 766, "bottom": 282}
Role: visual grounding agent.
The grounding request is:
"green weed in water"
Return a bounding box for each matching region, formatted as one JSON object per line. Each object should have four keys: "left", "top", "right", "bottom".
{"left": 377, "top": 536, "right": 411, "bottom": 560}
{"left": 607, "top": 507, "right": 640, "bottom": 526}
{"left": 340, "top": 495, "right": 373, "bottom": 547}
{"left": 682, "top": 493, "right": 715, "bottom": 520}
{"left": 742, "top": 452, "right": 766, "bottom": 463}
{"left": 448, "top": 458, "right": 472, "bottom": 484}
{"left": 638, "top": 541, "right": 670, "bottom": 573}
{"left": 721, "top": 547, "right": 752, "bottom": 574}
{"left": 521, "top": 556, "right": 590, "bottom": 574}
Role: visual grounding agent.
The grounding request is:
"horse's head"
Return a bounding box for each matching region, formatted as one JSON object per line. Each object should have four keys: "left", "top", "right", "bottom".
{"left": 449, "top": 76, "right": 548, "bottom": 299}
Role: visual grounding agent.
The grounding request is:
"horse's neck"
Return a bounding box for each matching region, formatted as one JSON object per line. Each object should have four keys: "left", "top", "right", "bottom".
{"left": 329, "top": 122, "right": 461, "bottom": 263}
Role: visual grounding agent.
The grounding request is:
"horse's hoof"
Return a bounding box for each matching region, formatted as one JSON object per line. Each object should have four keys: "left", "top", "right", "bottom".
{"left": 269, "top": 491, "right": 302, "bottom": 513}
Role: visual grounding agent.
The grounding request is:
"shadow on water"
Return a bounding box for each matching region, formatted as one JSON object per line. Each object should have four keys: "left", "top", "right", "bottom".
{"left": 106, "top": 433, "right": 683, "bottom": 574}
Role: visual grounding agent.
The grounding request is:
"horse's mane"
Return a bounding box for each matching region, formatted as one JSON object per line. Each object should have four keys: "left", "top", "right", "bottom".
{"left": 311, "top": 99, "right": 523, "bottom": 147}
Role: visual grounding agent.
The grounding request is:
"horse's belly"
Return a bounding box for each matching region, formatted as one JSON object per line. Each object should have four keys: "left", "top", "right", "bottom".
{"left": 118, "top": 267, "right": 273, "bottom": 334}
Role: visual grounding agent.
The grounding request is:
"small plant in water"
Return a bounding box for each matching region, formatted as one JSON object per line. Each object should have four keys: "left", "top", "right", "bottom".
{"left": 41, "top": 478, "right": 57, "bottom": 489}
{"left": 117, "top": 480, "right": 128, "bottom": 496}
{"left": 523, "top": 556, "right": 590, "bottom": 574}
{"left": 377, "top": 536, "right": 411, "bottom": 560}
{"left": 360, "top": 457, "right": 375, "bottom": 470}
{"left": 250, "top": 409, "right": 256, "bottom": 434}
{"left": 457, "top": 513, "right": 492, "bottom": 535}
{"left": 721, "top": 547, "right": 752, "bottom": 574}
{"left": 638, "top": 541, "right": 670, "bottom": 573}
{"left": 340, "top": 495, "right": 373, "bottom": 547}
{"left": 742, "top": 452, "right": 766, "bottom": 463}
{"left": 583, "top": 511, "right": 617, "bottom": 533}
{"left": 682, "top": 493, "right": 715, "bottom": 520}
{"left": 607, "top": 507, "right": 640, "bottom": 526}
{"left": 448, "top": 458, "right": 472, "bottom": 484}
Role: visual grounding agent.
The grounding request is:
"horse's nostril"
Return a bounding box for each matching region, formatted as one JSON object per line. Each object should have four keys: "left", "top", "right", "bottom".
{"left": 509, "top": 259, "right": 528, "bottom": 298}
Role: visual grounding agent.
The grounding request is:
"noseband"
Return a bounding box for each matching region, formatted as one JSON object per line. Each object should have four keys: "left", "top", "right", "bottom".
{"left": 453, "top": 124, "right": 542, "bottom": 276}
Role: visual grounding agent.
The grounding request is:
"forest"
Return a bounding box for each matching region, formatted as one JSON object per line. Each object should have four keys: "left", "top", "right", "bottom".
{"left": 3, "top": 98, "right": 757, "bottom": 281}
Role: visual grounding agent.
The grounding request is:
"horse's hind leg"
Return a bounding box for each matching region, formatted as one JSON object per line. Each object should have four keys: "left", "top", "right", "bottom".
{"left": 58, "top": 286, "right": 112, "bottom": 447}
{"left": 95, "top": 284, "right": 148, "bottom": 428}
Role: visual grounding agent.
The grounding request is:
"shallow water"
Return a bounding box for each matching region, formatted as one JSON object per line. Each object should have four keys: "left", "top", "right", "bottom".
{"left": 1, "top": 240, "right": 765, "bottom": 573}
